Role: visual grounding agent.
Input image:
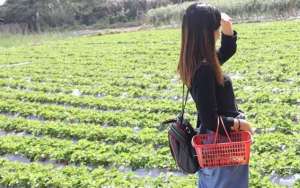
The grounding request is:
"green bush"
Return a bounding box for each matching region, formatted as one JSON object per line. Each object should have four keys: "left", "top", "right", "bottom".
{"left": 0, "top": 0, "right": 175, "bottom": 32}
{"left": 145, "top": 0, "right": 300, "bottom": 26}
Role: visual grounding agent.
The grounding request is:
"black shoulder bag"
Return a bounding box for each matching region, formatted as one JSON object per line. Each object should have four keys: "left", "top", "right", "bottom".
{"left": 161, "top": 84, "right": 199, "bottom": 174}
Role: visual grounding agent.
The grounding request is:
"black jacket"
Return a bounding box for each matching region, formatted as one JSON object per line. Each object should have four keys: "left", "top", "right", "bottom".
{"left": 189, "top": 31, "right": 239, "bottom": 135}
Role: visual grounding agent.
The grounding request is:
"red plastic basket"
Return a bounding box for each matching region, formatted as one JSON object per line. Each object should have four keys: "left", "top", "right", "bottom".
{"left": 191, "top": 116, "right": 252, "bottom": 168}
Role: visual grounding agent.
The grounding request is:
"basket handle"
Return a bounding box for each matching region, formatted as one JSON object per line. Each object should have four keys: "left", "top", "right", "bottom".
{"left": 213, "top": 116, "right": 232, "bottom": 144}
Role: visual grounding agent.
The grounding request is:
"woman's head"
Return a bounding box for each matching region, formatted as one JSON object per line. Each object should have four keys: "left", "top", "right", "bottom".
{"left": 177, "top": 2, "right": 224, "bottom": 88}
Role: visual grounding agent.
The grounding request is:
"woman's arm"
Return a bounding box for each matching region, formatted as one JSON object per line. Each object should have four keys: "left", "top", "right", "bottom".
{"left": 217, "top": 31, "right": 237, "bottom": 65}
{"left": 217, "top": 13, "right": 237, "bottom": 65}
{"left": 190, "top": 64, "right": 235, "bottom": 135}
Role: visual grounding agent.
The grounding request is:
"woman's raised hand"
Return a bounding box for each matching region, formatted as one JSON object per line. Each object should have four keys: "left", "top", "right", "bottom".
{"left": 221, "top": 12, "right": 234, "bottom": 36}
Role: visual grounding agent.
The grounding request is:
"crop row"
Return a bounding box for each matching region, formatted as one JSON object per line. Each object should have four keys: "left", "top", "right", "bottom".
{"left": 0, "top": 89, "right": 297, "bottom": 132}
{"left": 0, "top": 114, "right": 167, "bottom": 145}
{"left": 0, "top": 95, "right": 297, "bottom": 132}
{"left": 0, "top": 158, "right": 198, "bottom": 188}
{"left": 0, "top": 87, "right": 190, "bottom": 114}
{"left": 0, "top": 83, "right": 298, "bottom": 118}
{"left": 0, "top": 78, "right": 176, "bottom": 100}
{"left": 0, "top": 99, "right": 176, "bottom": 129}
{"left": 0, "top": 135, "right": 174, "bottom": 170}
{"left": 0, "top": 73, "right": 175, "bottom": 90}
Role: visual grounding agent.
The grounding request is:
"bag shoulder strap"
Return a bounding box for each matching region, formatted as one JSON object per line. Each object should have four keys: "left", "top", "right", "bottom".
{"left": 180, "top": 83, "right": 189, "bottom": 124}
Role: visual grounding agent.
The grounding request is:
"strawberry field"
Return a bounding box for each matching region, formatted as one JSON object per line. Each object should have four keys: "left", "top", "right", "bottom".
{"left": 0, "top": 20, "right": 299, "bottom": 187}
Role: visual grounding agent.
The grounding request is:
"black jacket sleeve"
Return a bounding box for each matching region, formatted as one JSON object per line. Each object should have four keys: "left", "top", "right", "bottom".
{"left": 191, "top": 64, "right": 234, "bottom": 135}
{"left": 217, "top": 30, "right": 237, "bottom": 65}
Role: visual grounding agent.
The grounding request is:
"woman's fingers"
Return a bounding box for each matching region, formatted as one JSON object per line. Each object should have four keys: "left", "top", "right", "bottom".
{"left": 247, "top": 122, "right": 255, "bottom": 135}
{"left": 238, "top": 120, "right": 254, "bottom": 135}
{"left": 244, "top": 122, "right": 254, "bottom": 135}
{"left": 221, "top": 12, "right": 232, "bottom": 22}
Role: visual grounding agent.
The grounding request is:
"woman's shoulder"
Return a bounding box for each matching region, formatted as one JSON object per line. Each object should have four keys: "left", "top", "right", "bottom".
{"left": 191, "top": 62, "right": 215, "bottom": 86}
{"left": 194, "top": 62, "right": 215, "bottom": 77}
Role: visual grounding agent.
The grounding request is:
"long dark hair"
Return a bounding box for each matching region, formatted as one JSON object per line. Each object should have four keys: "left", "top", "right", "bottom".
{"left": 177, "top": 3, "right": 224, "bottom": 88}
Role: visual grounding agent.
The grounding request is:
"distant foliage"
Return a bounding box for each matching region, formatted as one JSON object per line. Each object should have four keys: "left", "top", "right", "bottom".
{"left": 145, "top": 0, "right": 300, "bottom": 26}
{"left": 1, "top": 0, "right": 299, "bottom": 32}
{"left": 0, "top": 0, "right": 176, "bottom": 32}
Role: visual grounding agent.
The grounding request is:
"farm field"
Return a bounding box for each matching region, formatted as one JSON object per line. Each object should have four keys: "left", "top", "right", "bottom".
{"left": 0, "top": 20, "right": 299, "bottom": 187}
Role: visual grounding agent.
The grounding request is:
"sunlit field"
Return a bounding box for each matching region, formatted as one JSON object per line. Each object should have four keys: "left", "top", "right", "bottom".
{"left": 0, "top": 20, "right": 299, "bottom": 187}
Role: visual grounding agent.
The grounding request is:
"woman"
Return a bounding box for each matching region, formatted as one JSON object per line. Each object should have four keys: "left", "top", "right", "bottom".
{"left": 177, "top": 3, "right": 254, "bottom": 188}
